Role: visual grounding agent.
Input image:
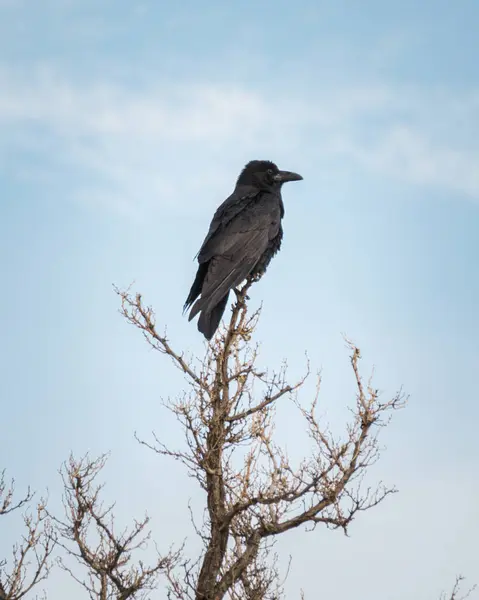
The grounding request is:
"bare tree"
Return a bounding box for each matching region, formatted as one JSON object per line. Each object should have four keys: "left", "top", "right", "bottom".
{"left": 2, "top": 285, "right": 473, "bottom": 600}
{"left": 0, "top": 470, "right": 54, "bottom": 600}
{"left": 117, "top": 279, "right": 406, "bottom": 600}
{"left": 50, "top": 453, "right": 181, "bottom": 600}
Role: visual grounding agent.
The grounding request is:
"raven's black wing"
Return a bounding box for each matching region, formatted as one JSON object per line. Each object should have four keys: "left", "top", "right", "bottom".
{"left": 196, "top": 186, "right": 260, "bottom": 261}
{"left": 183, "top": 186, "right": 260, "bottom": 313}
{"left": 188, "top": 193, "right": 282, "bottom": 321}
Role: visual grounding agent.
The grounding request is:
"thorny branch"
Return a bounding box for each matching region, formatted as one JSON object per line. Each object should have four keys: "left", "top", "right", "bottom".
{"left": 0, "top": 471, "right": 54, "bottom": 600}
{"left": 117, "top": 281, "right": 406, "bottom": 600}
{"left": 49, "top": 453, "right": 180, "bottom": 600}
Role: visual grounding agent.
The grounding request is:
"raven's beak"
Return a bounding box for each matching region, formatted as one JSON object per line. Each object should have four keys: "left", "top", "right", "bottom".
{"left": 274, "top": 170, "right": 303, "bottom": 183}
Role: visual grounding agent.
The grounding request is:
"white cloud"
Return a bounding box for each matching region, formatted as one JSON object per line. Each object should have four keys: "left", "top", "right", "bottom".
{"left": 335, "top": 125, "right": 479, "bottom": 199}
{"left": 1, "top": 66, "right": 478, "bottom": 218}
{"left": 0, "top": 68, "right": 269, "bottom": 141}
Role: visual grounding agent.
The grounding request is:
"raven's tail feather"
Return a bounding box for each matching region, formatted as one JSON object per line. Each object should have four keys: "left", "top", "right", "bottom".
{"left": 197, "top": 292, "right": 230, "bottom": 340}
{"left": 183, "top": 262, "right": 208, "bottom": 314}
{"left": 188, "top": 256, "right": 256, "bottom": 322}
{"left": 186, "top": 245, "right": 261, "bottom": 340}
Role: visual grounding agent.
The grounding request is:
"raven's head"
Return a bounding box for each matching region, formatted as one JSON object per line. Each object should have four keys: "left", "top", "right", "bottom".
{"left": 237, "top": 160, "right": 303, "bottom": 189}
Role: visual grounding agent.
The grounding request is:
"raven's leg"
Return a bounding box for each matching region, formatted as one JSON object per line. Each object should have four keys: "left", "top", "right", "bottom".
{"left": 232, "top": 271, "right": 265, "bottom": 302}
{"left": 247, "top": 269, "right": 265, "bottom": 284}
{"left": 234, "top": 287, "right": 250, "bottom": 301}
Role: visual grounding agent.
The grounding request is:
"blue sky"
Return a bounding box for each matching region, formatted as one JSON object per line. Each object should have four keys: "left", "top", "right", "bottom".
{"left": 1, "top": 1, "right": 478, "bottom": 598}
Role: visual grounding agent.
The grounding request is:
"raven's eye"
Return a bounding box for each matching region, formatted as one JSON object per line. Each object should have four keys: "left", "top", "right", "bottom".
{"left": 266, "top": 169, "right": 274, "bottom": 176}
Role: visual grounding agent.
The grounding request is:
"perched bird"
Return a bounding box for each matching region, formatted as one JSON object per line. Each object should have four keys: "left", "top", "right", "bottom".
{"left": 183, "top": 159, "right": 303, "bottom": 340}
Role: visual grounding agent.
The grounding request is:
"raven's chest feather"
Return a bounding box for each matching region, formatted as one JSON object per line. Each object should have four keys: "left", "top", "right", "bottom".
{"left": 252, "top": 192, "right": 284, "bottom": 227}
{"left": 250, "top": 193, "right": 284, "bottom": 277}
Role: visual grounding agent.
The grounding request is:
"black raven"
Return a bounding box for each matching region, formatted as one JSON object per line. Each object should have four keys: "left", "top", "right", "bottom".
{"left": 184, "top": 159, "right": 303, "bottom": 340}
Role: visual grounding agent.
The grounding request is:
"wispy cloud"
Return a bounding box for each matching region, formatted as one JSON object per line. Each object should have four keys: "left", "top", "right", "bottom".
{"left": 337, "top": 126, "right": 479, "bottom": 199}
{"left": 0, "top": 68, "right": 268, "bottom": 140}
{"left": 1, "top": 65, "right": 478, "bottom": 219}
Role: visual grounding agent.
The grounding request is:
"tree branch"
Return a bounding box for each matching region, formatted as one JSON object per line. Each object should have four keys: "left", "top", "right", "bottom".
{"left": 50, "top": 453, "right": 181, "bottom": 600}
{"left": 117, "top": 281, "right": 405, "bottom": 600}
{"left": 0, "top": 472, "right": 54, "bottom": 600}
